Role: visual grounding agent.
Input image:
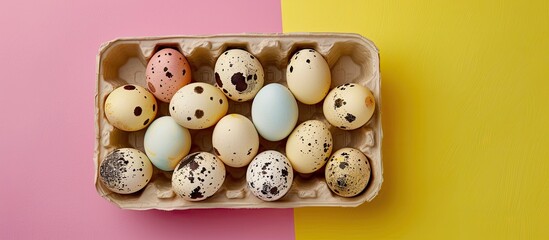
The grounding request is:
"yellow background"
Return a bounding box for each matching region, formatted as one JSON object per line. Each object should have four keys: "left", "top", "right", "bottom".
{"left": 282, "top": 0, "right": 549, "bottom": 239}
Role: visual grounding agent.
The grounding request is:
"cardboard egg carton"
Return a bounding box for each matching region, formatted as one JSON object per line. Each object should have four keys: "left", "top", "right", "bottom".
{"left": 95, "top": 33, "right": 383, "bottom": 210}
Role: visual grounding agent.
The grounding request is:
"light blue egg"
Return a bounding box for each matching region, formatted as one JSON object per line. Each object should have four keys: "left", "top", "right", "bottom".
{"left": 144, "top": 116, "right": 191, "bottom": 171}
{"left": 251, "top": 83, "right": 299, "bottom": 141}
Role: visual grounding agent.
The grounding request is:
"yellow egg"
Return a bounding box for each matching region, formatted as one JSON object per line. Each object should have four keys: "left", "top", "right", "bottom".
{"left": 212, "top": 114, "right": 259, "bottom": 168}
{"left": 325, "top": 148, "right": 371, "bottom": 197}
{"left": 286, "top": 49, "right": 331, "bottom": 104}
{"left": 323, "top": 83, "right": 375, "bottom": 130}
{"left": 104, "top": 84, "right": 157, "bottom": 131}
{"left": 170, "top": 83, "right": 228, "bottom": 129}
{"left": 286, "top": 120, "right": 332, "bottom": 173}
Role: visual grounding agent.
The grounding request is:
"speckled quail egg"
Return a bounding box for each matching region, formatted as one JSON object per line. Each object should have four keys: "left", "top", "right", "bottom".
{"left": 104, "top": 84, "right": 157, "bottom": 131}
{"left": 172, "top": 152, "right": 226, "bottom": 201}
{"left": 323, "top": 83, "right": 375, "bottom": 130}
{"left": 325, "top": 148, "right": 371, "bottom": 197}
{"left": 212, "top": 114, "right": 259, "bottom": 168}
{"left": 214, "top": 49, "right": 264, "bottom": 102}
{"left": 146, "top": 48, "right": 192, "bottom": 102}
{"left": 170, "top": 82, "right": 229, "bottom": 129}
{"left": 144, "top": 116, "right": 192, "bottom": 171}
{"left": 246, "top": 150, "right": 294, "bottom": 201}
{"left": 286, "top": 120, "right": 333, "bottom": 174}
{"left": 99, "top": 148, "right": 153, "bottom": 194}
{"left": 286, "top": 49, "right": 331, "bottom": 104}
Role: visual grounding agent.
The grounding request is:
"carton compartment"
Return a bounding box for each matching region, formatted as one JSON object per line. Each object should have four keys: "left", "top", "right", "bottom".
{"left": 95, "top": 33, "right": 382, "bottom": 210}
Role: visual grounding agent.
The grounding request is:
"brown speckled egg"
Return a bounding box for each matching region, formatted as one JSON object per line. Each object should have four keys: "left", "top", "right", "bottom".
{"left": 146, "top": 48, "right": 192, "bottom": 102}
{"left": 214, "top": 49, "right": 264, "bottom": 102}
{"left": 323, "top": 83, "right": 375, "bottom": 130}
{"left": 99, "top": 148, "right": 153, "bottom": 194}
{"left": 286, "top": 120, "right": 333, "bottom": 174}
{"left": 325, "top": 148, "right": 371, "bottom": 197}
{"left": 170, "top": 82, "right": 228, "bottom": 129}
{"left": 246, "top": 151, "right": 294, "bottom": 201}
{"left": 104, "top": 84, "right": 157, "bottom": 131}
{"left": 172, "top": 152, "right": 226, "bottom": 201}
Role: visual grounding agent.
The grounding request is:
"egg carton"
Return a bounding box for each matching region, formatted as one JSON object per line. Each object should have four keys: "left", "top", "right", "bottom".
{"left": 94, "top": 33, "right": 383, "bottom": 210}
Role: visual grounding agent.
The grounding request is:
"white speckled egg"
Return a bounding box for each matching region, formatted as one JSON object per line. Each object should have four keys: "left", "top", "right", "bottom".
{"left": 251, "top": 83, "right": 298, "bottom": 141}
{"left": 146, "top": 48, "right": 192, "bottom": 103}
{"left": 172, "top": 152, "right": 226, "bottom": 201}
{"left": 99, "top": 148, "right": 153, "bottom": 194}
{"left": 144, "top": 116, "right": 192, "bottom": 171}
{"left": 323, "top": 83, "right": 376, "bottom": 130}
{"left": 246, "top": 150, "right": 293, "bottom": 201}
{"left": 104, "top": 84, "right": 157, "bottom": 131}
{"left": 325, "top": 148, "right": 371, "bottom": 197}
{"left": 170, "top": 82, "right": 228, "bottom": 129}
{"left": 286, "top": 49, "right": 331, "bottom": 104}
{"left": 286, "top": 120, "right": 333, "bottom": 174}
{"left": 214, "top": 49, "right": 264, "bottom": 102}
{"left": 212, "top": 114, "right": 259, "bottom": 168}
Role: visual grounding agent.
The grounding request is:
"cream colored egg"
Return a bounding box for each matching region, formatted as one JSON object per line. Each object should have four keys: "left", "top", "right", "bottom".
{"left": 170, "top": 83, "right": 228, "bottom": 129}
{"left": 323, "top": 83, "right": 375, "bottom": 130}
{"left": 144, "top": 116, "right": 191, "bottom": 171}
{"left": 214, "top": 49, "right": 264, "bottom": 102}
{"left": 104, "top": 84, "right": 157, "bottom": 131}
{"left": 286, "top": 120, "right": 333, "bottom": 174}
{"left": 212, "top": 114, "right": 259, "bottom": 167}
{"left": 286, "top": 49, "right": 331, "bottom": 104}
{"left": 99, "top": 148, "right": 153, "bottom": 194}
{"left": 325, "top": 148, "right": 371, "bottom": 197}
{"left": 172, "top": 152, "right": 226, "bottom": 201}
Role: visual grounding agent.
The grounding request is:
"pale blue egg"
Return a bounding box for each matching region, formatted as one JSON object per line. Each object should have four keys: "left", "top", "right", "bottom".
{"left": 251, "top": 83, "right": 298, "bottom": 141}
{"left": 144, "top": 116, "right": 191, "bottom": 171}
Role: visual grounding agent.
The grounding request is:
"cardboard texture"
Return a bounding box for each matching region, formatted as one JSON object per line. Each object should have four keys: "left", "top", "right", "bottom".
{"left": 95, "top": 33, "right": 383, "bottom": 210}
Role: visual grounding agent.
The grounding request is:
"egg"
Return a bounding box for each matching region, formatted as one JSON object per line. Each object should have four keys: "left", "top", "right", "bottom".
{"left": 146, "top": 48, "right": 192, "bottom": 102}
{"left": 325, "top": 148, "right": 371, "bottom": 197}
{"left": 251, "top": 83, "right": 298, "bottom": 141}
{"left": 212, "top": 114, "right": 259, "bottom": 167}
{"left": 286, "top": 120, "right": 333, "bottom": 174}
{"left": 246, "top": 150, "right": 294, "bottom": 201}
{"left": 99, "top": 148, "right": 153, "bottom": 194}
{"left": 323, "top": 83, "right": 376, "bottom": 130}
{"left": 172, "top": 152, "right": 226, "bottom": 201}
{"left": 214, "top": 49, "right": 264, "bottom": 102}
{"left": 104, "top": 84, "right": 157, "bottom": 131}
{"left": 170, "top": 82, "right": 229, "bottom": 129}
{"left": 144, "top": 116, "right": 192, "bottom": 171}
{"left": 286, "top": 49, "right": 331, "bottom": 104}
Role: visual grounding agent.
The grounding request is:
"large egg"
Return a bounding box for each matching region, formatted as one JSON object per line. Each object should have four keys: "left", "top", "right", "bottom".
{"left": 144, "top": 116, "right": 192, "bottom": 171}
{"left": 251, "top": 83, "right": 298, "bottom": 141}
{"left": 104, "top": 84, "right": 157, "bottom": 131}
{"left": 286, "top": 120, "right": 333, "bottom": 174}
{"left": 286, "top": 49, "right": 331, "bottom": 104}
{"left": 99, "top": 148, "right": 153, "bottom": 194}
{"left": 214, "top": 49, "right": 264, "bottom": 102}
{"left": 212, "top": 114, "right": 259, "bottom": 167}
{"left": 170, "top": 82, "right": 228, "bottom": 129}
{"left": 325, "top": 148, "right": 371, "bottom": 197}
{"left": 246, "top": 150, "right": 294, "bottom": 201}
{"left": 146, "top": 48, "right": 192, "bottom": 102}
{"left": 323, "top": 83, "right": 376, "bottom": 130}
{"left": 172, "top": 152, "right": 226, "bottom": 201}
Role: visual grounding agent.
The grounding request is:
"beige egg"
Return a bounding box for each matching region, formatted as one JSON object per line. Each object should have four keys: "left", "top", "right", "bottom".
{"left": 170, "top": 83, "right": 228, "bottom": 129}
{"left": 246, "top": 151, "right": 294, "bottom": 201}
{"left": 323, "top": 83, "right": 375, "bottom": 130}
{"left": 104, "top": 84, "right": 157, "bottom": 131}
{"left": 286, "top": 120, "right": 333, "bottom": 174}
{"left": 172, "top": 152, "right": 226, "bottom": 201}
{"left": 286, "top": 49, "right": 331, "bottom": 104}
{"left": 212, "top": 114, "right": 259, "bottom": 167}
{"left": 214, "top": 49, "right": 264, "bottom": 102}
{"left": 99, "top": 148, "right": 153, "bottom": 194}
{"left": 325, "top": 148, "right": 371, "bottom": 197}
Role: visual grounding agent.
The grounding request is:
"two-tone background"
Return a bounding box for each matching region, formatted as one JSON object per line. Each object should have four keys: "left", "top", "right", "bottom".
{"left": 1, "top": 0, "right": 547, "bottom": 239}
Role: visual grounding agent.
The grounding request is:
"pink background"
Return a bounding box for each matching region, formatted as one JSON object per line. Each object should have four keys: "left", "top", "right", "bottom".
{"left": 0, "top": 0, "right": 294, "bottom": 239}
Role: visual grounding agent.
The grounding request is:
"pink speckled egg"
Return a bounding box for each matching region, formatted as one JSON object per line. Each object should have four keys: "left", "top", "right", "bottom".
{"left": 146, "top": 48, "right": 192, "bottom": 102}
